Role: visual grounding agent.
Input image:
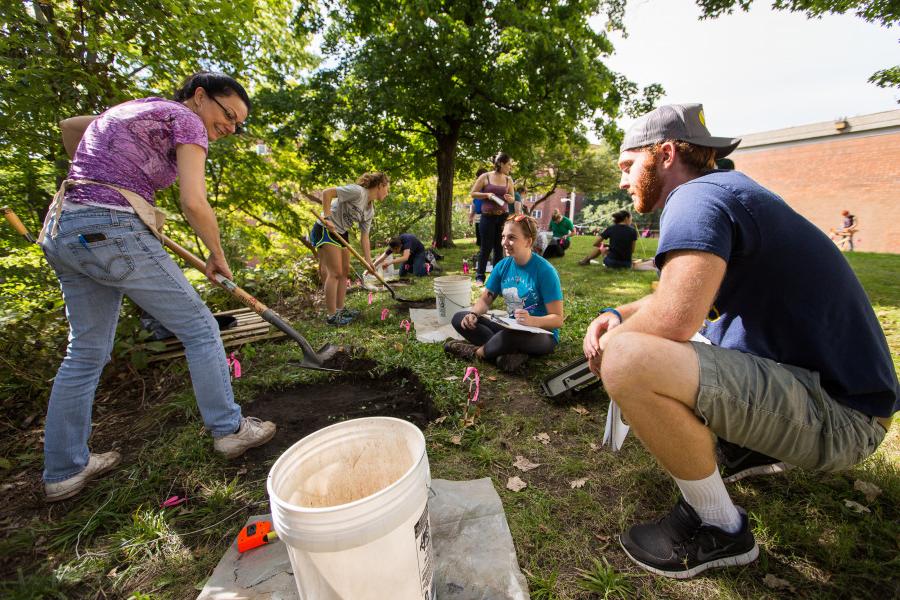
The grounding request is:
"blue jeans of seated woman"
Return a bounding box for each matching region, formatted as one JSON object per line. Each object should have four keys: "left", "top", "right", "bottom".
{"left": 40, "top": 208, "right": 241, "bottom": 482}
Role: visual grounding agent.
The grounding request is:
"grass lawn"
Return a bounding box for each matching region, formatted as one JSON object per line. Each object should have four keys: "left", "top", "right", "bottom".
{"left": 1, "top": 235, "right": 897, "bottom": 599}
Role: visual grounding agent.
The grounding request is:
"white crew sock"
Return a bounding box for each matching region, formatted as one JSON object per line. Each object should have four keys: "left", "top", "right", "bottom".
{"left": 674, "top": 469, "right": 743, "bottom": 534}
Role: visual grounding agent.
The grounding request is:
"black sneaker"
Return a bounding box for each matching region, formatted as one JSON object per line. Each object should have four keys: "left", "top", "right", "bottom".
{"left": 444, "top": 340, "right": 478, "bottom": 360}
{"left": 718, "top": 439, "right": 791, "bottom": 483}
{"left": 620, "top": 497, "right": 758, "bottom": 579}
{"left": 326, "top": 312, "right": 353, "bottom": 326}
{"left": 496, "top": 353, "right": 528, "bottom": 373}
{"left": 339, "top": 307, "right": 361, "bottom": 319}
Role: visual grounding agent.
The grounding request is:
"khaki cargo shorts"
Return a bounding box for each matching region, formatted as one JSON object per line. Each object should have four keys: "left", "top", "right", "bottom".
{"left": 691, "top": 342, "right": 888, "bottom": 472}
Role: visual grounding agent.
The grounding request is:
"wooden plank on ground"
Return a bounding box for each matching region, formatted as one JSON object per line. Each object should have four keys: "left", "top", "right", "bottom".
{"left": 143, "top": 308, "right": 288, "bottom": 363}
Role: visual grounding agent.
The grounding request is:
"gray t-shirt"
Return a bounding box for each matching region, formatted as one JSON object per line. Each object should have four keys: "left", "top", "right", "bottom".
{"left": 330, "top": 184, "right": 374, "bottom": 234}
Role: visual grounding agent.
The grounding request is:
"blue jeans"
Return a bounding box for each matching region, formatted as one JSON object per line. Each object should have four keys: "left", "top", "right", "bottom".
{"left": 40, "top": 208, "right": 241, "bottom": 482}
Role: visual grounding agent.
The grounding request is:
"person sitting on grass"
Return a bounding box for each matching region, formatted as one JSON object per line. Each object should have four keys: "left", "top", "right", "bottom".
{"left": 578, "top": 209, "right": 637, "bottom": 268}
{"left": 310, "top": 172, "right": 390, "bottom": 325}
{"left": 373, "top": 233, "right": 430, "bottom": 277}
{"left": 542, "top": 208, "right": 575, "bottom": 258}
{"left": 583, "top": 103, "right": 897, "bottom": 579}
{"left": 444, "top": 214, "right": 563, "bottom": 372}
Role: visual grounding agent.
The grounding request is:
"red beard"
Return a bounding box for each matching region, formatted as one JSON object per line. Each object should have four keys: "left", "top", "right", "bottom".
{"left": 633, "top": 152, "right": 664, "bottom": 214}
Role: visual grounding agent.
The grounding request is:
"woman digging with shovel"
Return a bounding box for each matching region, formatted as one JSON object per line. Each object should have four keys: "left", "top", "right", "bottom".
{"left": 38, "top": 72, "right": 276, "bottom": 503}
{"left": 309, "top": 172, "right": 390, "bottom": 325}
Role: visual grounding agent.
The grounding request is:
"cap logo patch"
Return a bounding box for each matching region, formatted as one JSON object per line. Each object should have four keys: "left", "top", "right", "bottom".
{"left": 698, "top": 109, "right": 706, "bottom": 127}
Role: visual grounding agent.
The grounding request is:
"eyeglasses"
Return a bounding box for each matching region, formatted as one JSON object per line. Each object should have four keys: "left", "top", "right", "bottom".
{"left": 210, "top": 96, "right": 245, "bottom": 134}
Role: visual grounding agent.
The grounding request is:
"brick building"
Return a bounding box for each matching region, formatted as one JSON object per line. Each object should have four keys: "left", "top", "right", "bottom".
{"left": 732, "top": 109, "right": 900, "bottom": 254}
{"left": 522, "top": 188, "right": 586, "bottom": 231}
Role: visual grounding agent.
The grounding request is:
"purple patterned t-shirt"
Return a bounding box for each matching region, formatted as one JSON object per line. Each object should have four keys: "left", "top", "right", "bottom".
{"left": 65, "top": 98, "right": 208, "bottom": 208}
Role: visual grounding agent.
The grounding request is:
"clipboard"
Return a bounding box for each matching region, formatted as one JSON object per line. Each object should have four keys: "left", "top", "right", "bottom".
{"left": 478, "top": 313, "right": 552, "bottom": 335}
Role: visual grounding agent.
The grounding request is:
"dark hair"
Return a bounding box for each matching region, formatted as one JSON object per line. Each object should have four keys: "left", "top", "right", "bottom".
{"left": 492, "top": 152, "right": 511, "bottom": 172}
{"left": 174, "top": 72, "right": 252, "bottom": 112}
{"left": 612, "top": 210, "right": 630, "bottom": 224}
{"left": 388, "top": 236, "right": 403, "bottom": 250}
{"left": 357, "top": 171, "right": 390, "bottom": 189}
{"left": 475, "top": 167, "right": 488, "bottom": 177}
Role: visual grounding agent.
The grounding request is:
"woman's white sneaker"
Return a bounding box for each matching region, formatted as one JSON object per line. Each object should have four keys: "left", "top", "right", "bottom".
{"left": 44, "top": 451, "right": 121, "bottom": 502}
{"left": 214, "top": 417, "right": 276, "bottom": 459}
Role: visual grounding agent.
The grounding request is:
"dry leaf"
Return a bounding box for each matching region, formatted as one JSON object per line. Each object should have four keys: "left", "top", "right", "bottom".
{"left": 513, "top": 455, "right": 541, "bottom": 472}
{"left": 572, "top": 405, "right": 590, "bottom": 416}
{"left": 844, "top": 499, "right": 870, "bottom": 514}
{"left": 854, "top": 480, "right": 882, "bottom": 503}
{"left": 589, "top": 442, "right": 599, "bottom": 451}
{"left": 569, "top": 478, "right": 588, "bottom": 489}
{"left": 443, "top": 376, "right": 459, "bottom": 381}
{"left": 506, "top": 476, "right": 527, "bottom": 492}
{"left": 533, "top": 432, "right": 551, "bottom": 445}
{"left": 394, "top": 343, "right": 404, "bottom": 352}
{"left": 450, "top": 434, "right": 462, "bottom": 446}
{"left": 488, "top": 376, "right": 497, "bottom": 381}
{"left": 433, "top": 416, "right": 448, "bottom": 424}
{"left": 763, "top": 574, "right": 795, "bottom": 592}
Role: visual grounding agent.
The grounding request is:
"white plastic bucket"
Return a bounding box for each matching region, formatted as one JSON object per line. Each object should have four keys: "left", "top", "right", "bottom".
{"left": 268, "top": 417, "right": 434, "bottom": 600}
{"left": 434, "top": 275, "right": 472, "bottom": 325}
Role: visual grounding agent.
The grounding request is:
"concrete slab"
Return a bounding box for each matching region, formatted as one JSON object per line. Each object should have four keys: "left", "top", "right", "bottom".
{"left": 197, "top": 478, "right": 528, "bottom": 600}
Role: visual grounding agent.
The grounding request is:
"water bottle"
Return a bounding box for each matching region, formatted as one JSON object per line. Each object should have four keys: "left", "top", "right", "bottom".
{"left": 462, "top": 259, "right": 469, "bottom": 274}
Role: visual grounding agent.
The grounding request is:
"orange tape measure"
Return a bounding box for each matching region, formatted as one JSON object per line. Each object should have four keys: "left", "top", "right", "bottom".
{"left": 237, "top": 520, "right": 278, "bottom": 553}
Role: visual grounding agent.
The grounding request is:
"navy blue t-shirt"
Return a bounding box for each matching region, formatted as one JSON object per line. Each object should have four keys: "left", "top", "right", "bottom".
{"left": 656, "top": 170, "right": 898, "bottom": 417}
{"left": 386, "top": 233, "right": 425, "bottom": 259}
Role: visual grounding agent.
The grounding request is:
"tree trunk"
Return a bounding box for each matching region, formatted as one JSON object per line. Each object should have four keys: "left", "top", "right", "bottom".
{"left": 433, "top": 125, "right": 460, "bottom": 248}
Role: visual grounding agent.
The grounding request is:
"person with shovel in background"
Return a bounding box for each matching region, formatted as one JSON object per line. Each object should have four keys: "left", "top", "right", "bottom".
{"left": 309, "top": 172, "right": 390, "bottom": 325}
{"left": 38, "top": 72, "right": 277, "bottom": 503}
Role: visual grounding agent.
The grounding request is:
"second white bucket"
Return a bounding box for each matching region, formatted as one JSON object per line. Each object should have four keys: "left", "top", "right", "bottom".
{"left": 434, "top": 275, "right": 472, "bottom": 325}
{"left": 268, "top": 417, "right": 434, "bottom": 600}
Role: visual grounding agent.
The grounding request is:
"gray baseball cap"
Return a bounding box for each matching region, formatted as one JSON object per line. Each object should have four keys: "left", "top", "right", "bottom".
{"left": 620, "top": 103, "right": 741, "bottom": 158}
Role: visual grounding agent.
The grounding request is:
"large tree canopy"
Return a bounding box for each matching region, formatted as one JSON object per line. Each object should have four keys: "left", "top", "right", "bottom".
{"left": 288, "top": 0, "right": 660, "bottom": 246}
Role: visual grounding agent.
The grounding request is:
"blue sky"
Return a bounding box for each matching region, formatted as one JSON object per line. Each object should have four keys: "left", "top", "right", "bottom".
{"left": 594, "top": 0, "right": 899, "bottom": 137}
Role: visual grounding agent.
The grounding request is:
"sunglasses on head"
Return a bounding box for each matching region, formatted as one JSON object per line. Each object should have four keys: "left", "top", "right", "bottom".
{"left": 510, "top": 214, "right": 529, "bottom": 222}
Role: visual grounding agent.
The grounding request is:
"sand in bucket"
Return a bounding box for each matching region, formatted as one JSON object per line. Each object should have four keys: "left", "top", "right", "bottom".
{"left": 269, "top": 417, "right": 434, "bottom": 600}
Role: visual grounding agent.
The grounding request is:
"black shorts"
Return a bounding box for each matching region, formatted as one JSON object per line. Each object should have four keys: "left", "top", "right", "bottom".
{"left": 310, "top": 222, "right": 348, "bottom": 249}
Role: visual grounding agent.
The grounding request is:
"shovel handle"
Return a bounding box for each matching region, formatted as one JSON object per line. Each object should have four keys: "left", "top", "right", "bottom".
{"left": 2, "top": 207, "right": 36, "bottom": 243}
{"left": 160, "top": 233, "right": 323, "bottom": 364}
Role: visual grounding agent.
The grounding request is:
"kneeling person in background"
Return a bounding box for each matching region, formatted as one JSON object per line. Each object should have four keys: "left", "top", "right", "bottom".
{"left": 373, "top": 233, "right": 430, "bottom": 277}
{"left": 445, "top": 215, "right": 563, "bottom": 372}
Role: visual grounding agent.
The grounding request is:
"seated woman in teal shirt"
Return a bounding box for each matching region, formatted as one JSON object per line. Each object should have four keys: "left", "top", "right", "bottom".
{"left": 445, "top": 214, "right": 564, "bottom": 372}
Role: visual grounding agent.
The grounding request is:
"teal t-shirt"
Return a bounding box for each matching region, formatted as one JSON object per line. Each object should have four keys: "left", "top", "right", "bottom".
{"left": 485, "top": 253, "right": 563, "bottom": 341}
{"left": 549, "top": 216, "right": 574, "bottom": 238}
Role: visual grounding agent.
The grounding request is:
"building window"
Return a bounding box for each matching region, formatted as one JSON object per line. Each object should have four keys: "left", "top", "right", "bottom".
{"left": 532, "top": 209, "right": 542, "bottom": 219}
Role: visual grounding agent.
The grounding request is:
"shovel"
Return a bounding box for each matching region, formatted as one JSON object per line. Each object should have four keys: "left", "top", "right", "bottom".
{"left": 306, "top": 208, "right": 417, "bottom": 302}
{"left": 3, "top": 206, "right": 340, "bottom": 372}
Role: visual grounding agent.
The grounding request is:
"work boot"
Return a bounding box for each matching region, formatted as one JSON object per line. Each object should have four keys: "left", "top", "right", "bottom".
{"left": 214, "top": 417, "right": 277, "bottom": 459}
{"left": 444, "top": 340, "right": 478, "bottom": 361}
{"left": 496, "top": 353, "right": 528, "bottom": 373}
{"left": 45, "top": 451, "right": 121, "bottom": 502}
